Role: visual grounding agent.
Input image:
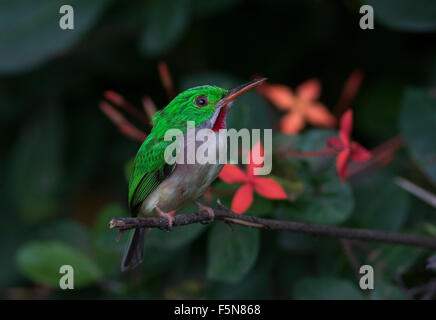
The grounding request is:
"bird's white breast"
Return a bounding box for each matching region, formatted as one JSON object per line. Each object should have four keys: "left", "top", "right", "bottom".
{"left": 138, "top": 130, "right": 226, "bottom": 216}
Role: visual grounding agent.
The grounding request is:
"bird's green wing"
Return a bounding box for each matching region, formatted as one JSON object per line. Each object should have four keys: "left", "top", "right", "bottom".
{"left": 128, "top": 138, "right": 174, "bottom": 215}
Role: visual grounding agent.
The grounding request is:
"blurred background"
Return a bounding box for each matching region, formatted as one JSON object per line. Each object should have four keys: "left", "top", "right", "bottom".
{"left": 1, "top": 0, "right": 435, "bottom": 299}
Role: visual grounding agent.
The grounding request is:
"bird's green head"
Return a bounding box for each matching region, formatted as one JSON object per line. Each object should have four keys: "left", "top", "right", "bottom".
{"left": 150, "top": 78, "right": 266, "bottom": 136}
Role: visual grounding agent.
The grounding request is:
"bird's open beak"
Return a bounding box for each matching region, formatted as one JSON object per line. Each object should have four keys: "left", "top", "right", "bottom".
{"left": 220, "top": 78, "right": 267, "bottom": 106}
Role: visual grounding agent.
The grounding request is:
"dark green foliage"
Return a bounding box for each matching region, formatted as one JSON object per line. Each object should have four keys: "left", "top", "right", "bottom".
{"left": 292, "top": 276, "right": 365, "bottom": 300}
{"left": 1, "top": 0, "right": 436, "bottom": 300}
{"left": 0, "top": 0, "right": 111, "bottom": 74}
{"left": 365, "top": 0, "right": 436, "bottom": 32}
{"left": 400, "top": 88, "right": 436, "bottom": 185}
{"left": 16, "top": 241, "right": 102, "bottom": 288}
{"left": 207, "top": 224, "right": 260, "bottom": 283}
{"left": 139, "top": 0, "right": 190, "bottom": 56}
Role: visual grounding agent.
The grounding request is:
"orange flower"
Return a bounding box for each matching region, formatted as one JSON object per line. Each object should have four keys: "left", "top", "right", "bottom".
{"left": 219, "top": 141, "right": 287, "bottom": 214}
{"left": 258, "top": 79, "right": 336, "bottom": 134}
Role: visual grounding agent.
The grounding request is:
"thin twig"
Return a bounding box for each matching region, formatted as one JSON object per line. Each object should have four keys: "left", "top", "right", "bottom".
{"left": 280, "top": 148, "right": 338, "bottom": 158}
{"left": 334, "top": 69, "right": 364, "bottom": 117}
{"left": 141, "top": 96, "right": 157, "bottom": 121}
{"left": 99, "top": 101, "right": 147, "bottom": 142}
{"left": 104, "top": 91, "right": 149, "bottom": 125}
{"left": 158, "top": 61, "right": 175, "bottom": 100}
{"left": 407, "top": 279, "right": 436, "bottom": 300}
{"left": 348, "top": 135, "right": 404, "bottom": 177}
{"left": 427, "top": 254, "right": 436, "bottom": 270}
{"left": 395, "top": 176, "right": 436, "bottom": 208}
{"left": 109, "top": 202, "right": 436, "bottom": 250}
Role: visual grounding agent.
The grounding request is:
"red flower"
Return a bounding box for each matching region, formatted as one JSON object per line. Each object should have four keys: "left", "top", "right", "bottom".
{"left": 326, "top": 110, "right": 371, "bottom": 181}
{"left": 219, "top": 141, "right": 287, "bottom": 214}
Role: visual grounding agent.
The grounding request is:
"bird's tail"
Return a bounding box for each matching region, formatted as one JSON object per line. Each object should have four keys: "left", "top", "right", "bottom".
{"left": 121, "top": 227, "right": 148, "bottom": 271}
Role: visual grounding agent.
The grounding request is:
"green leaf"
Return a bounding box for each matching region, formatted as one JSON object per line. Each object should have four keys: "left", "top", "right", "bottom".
{"left": 164, "top": 280, "right": 205, "bottom": 299}
{"left": 207, "top": 223, "right": 260, "bottom": 283}
{"left": 0, "top": 207, "right": 27, "bottom": 288}
{"left": 375, "top": 245, "right": 424, "bottom": 277}
{"left": 315, "top": 241, "right": 350, "bottom": 276}
{"left": 270, "top": 175, "right": 304, "bottom": 202}
{"left": 400, "top": 88, "right": 436, "bottom": 185}
{"left": 423, "top": 223, "right": 436, "bottom": 237}
{"left": 365, "top": 0, "right": 436, "bottom": 32}
{"left": 8, "top": 109, "right": 65, "bottom": 223}
{"left": 207, "top": 236, "right": 275, "bottom": 299}
{"left": 278, "top": 255, "right": 313, "bottom": 298}
{"left": 39, "top": 220, "right": 91, "bottom": 253}
{"left": 226, "top": 89, "right": 273, "bottom": 132}
{"left": 245, "top": 194, "right": 274, "bottom": 217}
{"left": 192, "top": 0, "right": 242, "bottom": 16}
{"left": 370, "top": 281, "right": 407, "bottom": 300}
{"left": 146, "top": 224, "right": 207, "bottom": 250}
{"left": 292, "top": 276, "right": 365, "bottom": 300}
{"left": 273, "top": 133, "right": 300, "bottom": 160}
{"left": 0, "top": 0, "right": 111, "bottom": 74}
{"left": 271, "top": 133, "right": 304, "bottom": 195}
{"left": 207, "top": 265, "right": 271, "bottom": 299}
{"left": 277, "top": 232, "right": 317, "bottom": 254}
{"left": 350, "top": 175, "right": 410, "bottom": 231}
{"left": 141, "top": 245, "right": 189, "bottom": 276}
{"left": 296, "top": 129, "right": 337, "bottom": 170}
{"left": 356, "top": 80, "right": 403, "bottom": 141}
{"left": 276, "top": 175, "right": 354, "bottom": 225}
{"left": 298, "top": 128, "right": 336, "bottom": 149}
{"left": 139, "top": 0, "right": 190, "bottom": 56}
{"left": 16, "top": 241, "right": 102, "bottom": 288}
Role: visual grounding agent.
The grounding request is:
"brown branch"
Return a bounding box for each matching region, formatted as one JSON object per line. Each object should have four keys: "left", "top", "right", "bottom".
{"left": 348, "top": 135, "right": 404, "bottom": 177}
{"left": 104, "top": 91, "right": 149, "bottom": 125}
{"left": 158, "top": 61, "right": 175, "bottom": 100}
{"left": 279, "top": 148, "right": 338, "bottom": 158}
{"left": 109, "top": 201, "right": 436, "bottom": 250}
{"left": 334, "top": 69, "right": 364, "bottom": 117}
{"left": 141, "top": 96, "right": 157, "bottom": 120}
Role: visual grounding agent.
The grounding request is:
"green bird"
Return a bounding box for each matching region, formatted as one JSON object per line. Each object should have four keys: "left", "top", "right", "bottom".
{"left": 122, "top": 78, "right": 266, "bottom": 271}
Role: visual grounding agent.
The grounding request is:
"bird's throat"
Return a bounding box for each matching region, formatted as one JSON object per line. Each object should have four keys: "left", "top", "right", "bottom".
{"left": 212, "top": 106, "right": 229, "bottom": 131}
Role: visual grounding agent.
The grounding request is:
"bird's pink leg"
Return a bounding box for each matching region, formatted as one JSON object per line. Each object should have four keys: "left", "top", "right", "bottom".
{"left": 195, "top": 201, "right": 215, "bottom": 221}
{"left": 155, "top": 206, "right": 175, "bottom": 229}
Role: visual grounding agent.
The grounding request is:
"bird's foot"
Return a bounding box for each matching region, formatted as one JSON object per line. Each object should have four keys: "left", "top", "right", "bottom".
{"left": 195, "top": 201, "right": 215, "bottom": 223}
{"left": 155, "top": 207, "right": 175, "bottom": 230}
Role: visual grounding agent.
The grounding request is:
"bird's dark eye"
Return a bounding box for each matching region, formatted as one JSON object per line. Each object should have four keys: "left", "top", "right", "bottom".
{"left": 195, "top": 95, "right": 209, "bottom": 107}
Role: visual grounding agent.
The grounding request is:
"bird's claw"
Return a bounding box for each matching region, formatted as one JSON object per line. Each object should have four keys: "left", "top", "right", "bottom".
{"left": 195, "top": 201, "right": 215, "bottom": 223}
{"left": 155, "top": 207, "right": 175, "bottom": 230}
